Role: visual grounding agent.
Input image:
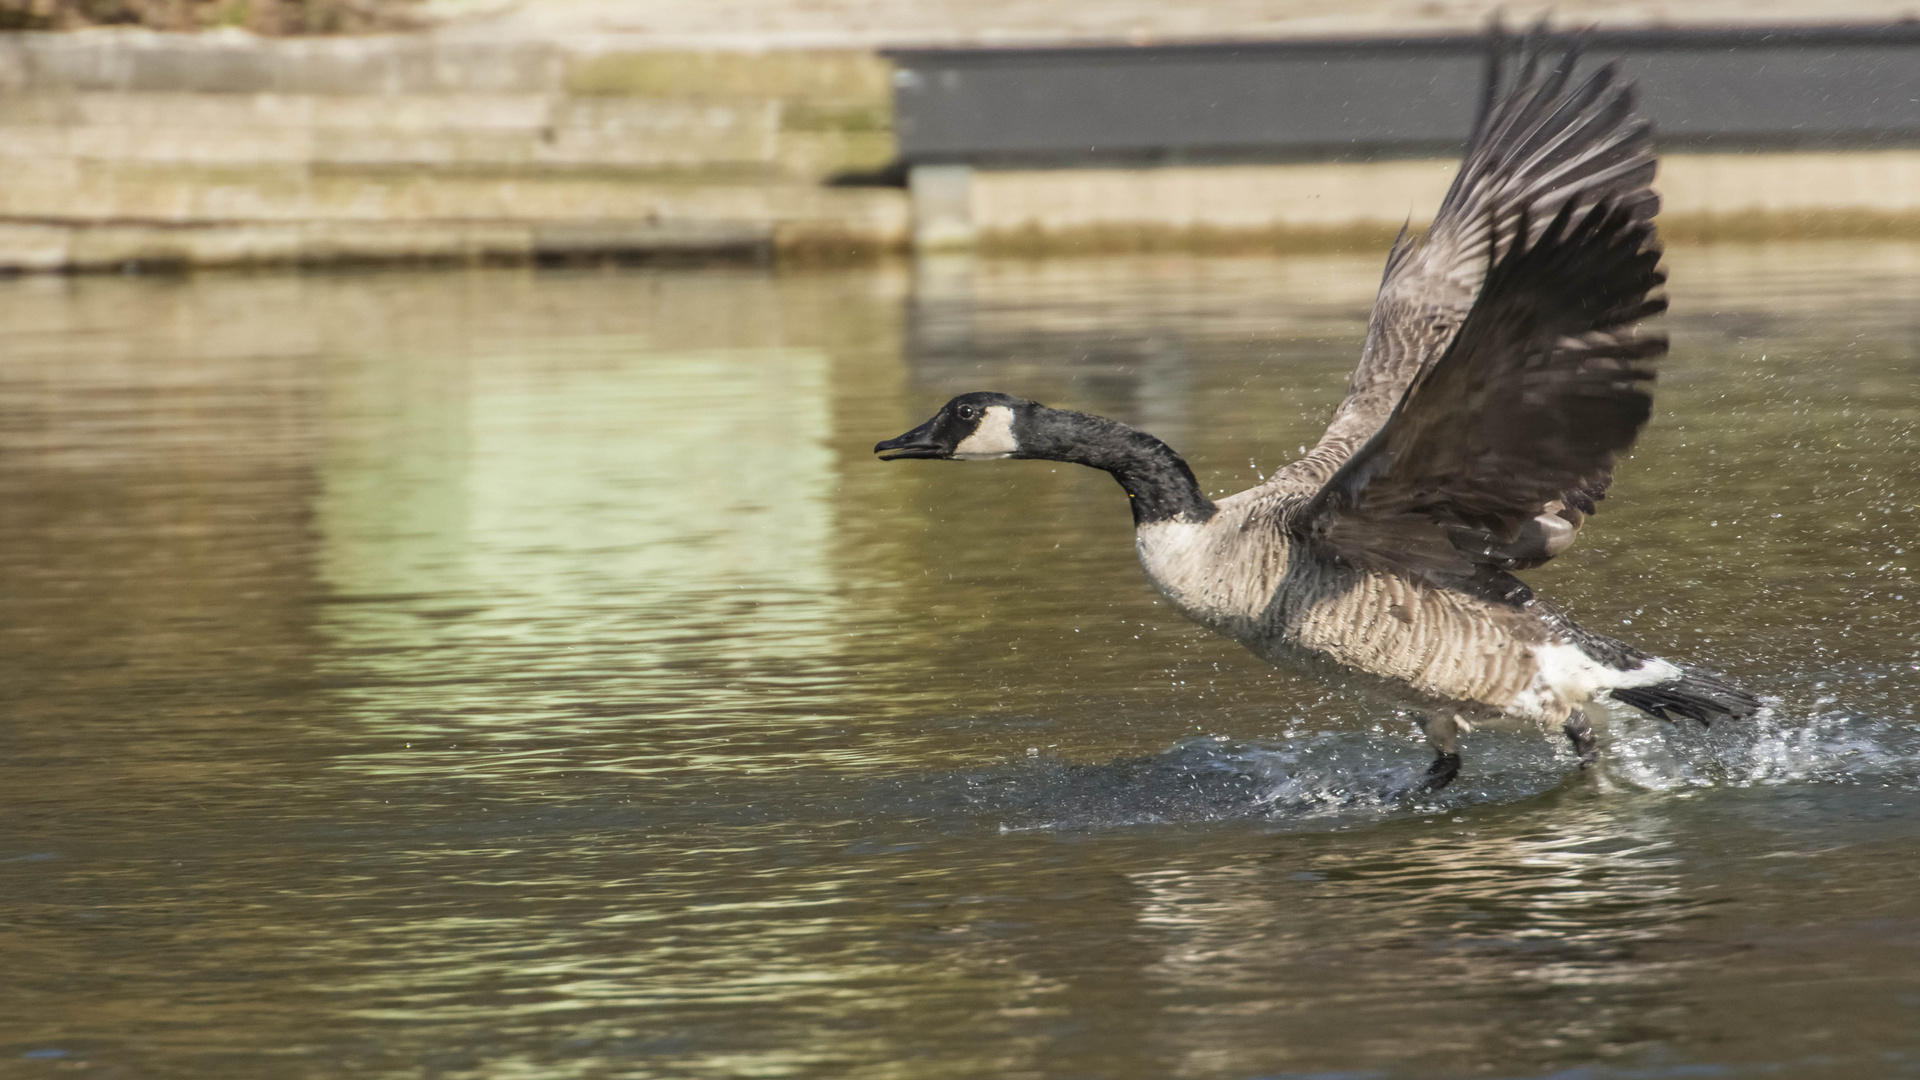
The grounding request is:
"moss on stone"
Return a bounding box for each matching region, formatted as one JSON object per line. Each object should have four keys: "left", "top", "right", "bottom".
{"left": 565, "top": 50, "right": 891, "bottom": 104}
{"left": 780, "top": 101, "right": 891, "bottom": 134}
{"left": 1660, "top": 209, "right": 1920, "bottom": 245}
{"left": 974, "top": 220, "right": 1415, "bottom": 258}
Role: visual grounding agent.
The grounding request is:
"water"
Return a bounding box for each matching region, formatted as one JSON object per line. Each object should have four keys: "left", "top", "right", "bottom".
{"left": 0, "top": 244, "right": 1916, "bottom": 1079}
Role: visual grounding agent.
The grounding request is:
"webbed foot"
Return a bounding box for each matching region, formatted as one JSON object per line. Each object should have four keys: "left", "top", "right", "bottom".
{"left": 1563, "top": 708, "right": 1598, "bottom": 766}
{"left": 1410, "top": 713, "right": 1469, "bottom": 792}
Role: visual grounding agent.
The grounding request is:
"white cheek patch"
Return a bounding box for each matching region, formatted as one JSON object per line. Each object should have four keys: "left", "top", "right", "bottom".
{"left": 953, "top": 405, "right": 1019, "bottom": 459}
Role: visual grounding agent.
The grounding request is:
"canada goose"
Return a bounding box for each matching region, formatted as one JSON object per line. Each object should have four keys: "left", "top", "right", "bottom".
{"left": 875, "top": 33, "right": 1760, "bottom": 789}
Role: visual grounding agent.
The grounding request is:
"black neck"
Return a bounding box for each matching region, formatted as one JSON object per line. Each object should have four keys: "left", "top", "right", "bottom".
{"left": 1019, "top": 408, "right": 1216, "bottom": 526}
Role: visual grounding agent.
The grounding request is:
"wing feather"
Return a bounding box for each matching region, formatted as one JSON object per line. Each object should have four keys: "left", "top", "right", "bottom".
{"left": 1294, "top": 195, "right": 1667, "bottom": 578}
{"left": 1297, "top": 26, "right": 1660, "bottom": 492}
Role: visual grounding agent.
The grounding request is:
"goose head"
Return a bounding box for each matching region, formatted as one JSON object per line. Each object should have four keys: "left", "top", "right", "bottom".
{"left": 875, "top": 392, "right": 1215, "bottom": 525}
{"left": 874, "top": 392, "right": 1033, "bottom": 461}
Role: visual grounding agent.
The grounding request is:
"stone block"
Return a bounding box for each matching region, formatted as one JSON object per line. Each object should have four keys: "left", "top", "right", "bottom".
{"left": 543, "top": 98, "right": 781, "bottom": 167}
{"left": 0, "top": 32, "right": 565, "bottom": 94}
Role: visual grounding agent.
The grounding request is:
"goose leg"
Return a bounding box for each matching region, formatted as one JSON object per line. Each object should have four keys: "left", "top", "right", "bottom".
{"left": 1563, "top": 708, "right": 1598, "bottom": 766}
{"left": 1419, "top": 713, "right": 1468, "bottom": 791}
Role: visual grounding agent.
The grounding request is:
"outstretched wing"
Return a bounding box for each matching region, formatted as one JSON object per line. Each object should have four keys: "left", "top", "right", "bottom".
{"left": 1305, "top": 27, "right": 1659, "bottom": 476}
{"left": 1293, "top": 196, "right": 1666, "bottom": 578}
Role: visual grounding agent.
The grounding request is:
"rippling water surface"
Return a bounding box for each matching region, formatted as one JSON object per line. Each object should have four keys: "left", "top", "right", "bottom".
{"left": 2, "top": 244, "right": 1918, "bottom": 1079}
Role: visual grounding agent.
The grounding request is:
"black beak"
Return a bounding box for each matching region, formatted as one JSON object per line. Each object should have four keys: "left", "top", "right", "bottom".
{"left": 874, "top": 418, "right": 948, "bottom": 460}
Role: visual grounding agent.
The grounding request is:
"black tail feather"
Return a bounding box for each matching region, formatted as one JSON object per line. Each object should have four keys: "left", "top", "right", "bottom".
{"left": 1609, "top": 664, "right": 1761, "bottom": 726}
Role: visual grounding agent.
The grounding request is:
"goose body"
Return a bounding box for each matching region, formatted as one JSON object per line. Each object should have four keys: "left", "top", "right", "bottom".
{"left": 1132, "top": 501, "right": 1678, "bottom": 727}
{"left": 875, "top": 31, "right": 1759, "bottom": 785}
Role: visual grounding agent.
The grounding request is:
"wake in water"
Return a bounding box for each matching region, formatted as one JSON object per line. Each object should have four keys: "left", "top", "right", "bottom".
{"left": 1606, "top": 699, "right": 1920, "bottom": 792}
{"left": 931, "top": 687, "right": 1920, "bottom": 833}
{"left": 957, "top": 731, "right": 1562, "bottom": 833}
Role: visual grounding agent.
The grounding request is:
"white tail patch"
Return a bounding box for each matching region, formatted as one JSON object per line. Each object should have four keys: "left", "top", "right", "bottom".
{"left": 954, "top": 405, "right": 1019, "bottom": 459}
{"left": 1516, "top": 640, "right": 1682, "bottom": 719}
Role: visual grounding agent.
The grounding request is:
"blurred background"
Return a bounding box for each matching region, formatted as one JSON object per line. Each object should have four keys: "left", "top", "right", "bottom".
{"left": 0, "top": 0, "right": 1911, "bottom": 267}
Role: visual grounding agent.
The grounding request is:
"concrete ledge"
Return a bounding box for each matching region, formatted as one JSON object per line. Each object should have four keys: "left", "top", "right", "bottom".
{"left": 967, "top": 211, "right": 1920, "bottom": 258}
{"left": 947, "top": 150, "right": 1920, "bottom": 253}
{"left": 0, "top": 213, "right": 905, "bottom": 271}
{"left": 0, "top": 158, "right": 909, "bottom": 221}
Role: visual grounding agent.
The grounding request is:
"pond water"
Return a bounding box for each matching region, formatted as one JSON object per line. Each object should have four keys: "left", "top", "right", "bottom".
{"left": 0, "top": 243, "right": 1917, "bottom": 1079}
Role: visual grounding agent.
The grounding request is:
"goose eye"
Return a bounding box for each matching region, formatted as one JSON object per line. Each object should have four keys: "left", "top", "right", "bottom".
{"left": 955, "top": 404, "right": 977, "bottom": 421}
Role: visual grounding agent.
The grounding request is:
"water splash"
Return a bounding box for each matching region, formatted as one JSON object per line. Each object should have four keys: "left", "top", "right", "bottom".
{"left": 931, "top": 730, "right": 1570, "bottom": 832}
{"left": 927, "top": 693, "right": 1920, "bottom": 833}
{"left": 1605, "top": 697, "right": 1920, "bottom": 792}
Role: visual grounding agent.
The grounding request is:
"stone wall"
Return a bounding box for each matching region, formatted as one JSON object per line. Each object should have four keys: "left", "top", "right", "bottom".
{"left": 0, "top": 31, "right": 908, "bottom": 269}
{"left": 0, "top": 29, "right": 1915, "bottom": 271}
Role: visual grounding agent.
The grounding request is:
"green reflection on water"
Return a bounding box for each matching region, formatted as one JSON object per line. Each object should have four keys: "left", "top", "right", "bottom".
{"left": 317, "top": 342, "right": 845, "bottom": 754}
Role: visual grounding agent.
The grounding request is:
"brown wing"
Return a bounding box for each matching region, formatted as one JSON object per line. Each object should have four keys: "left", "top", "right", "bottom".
{"left": 1295, "top": 196, "right": 1666, "bottom": 578}
{"left": 1305, "top": 26, "right": 1659, "bottom": 487}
